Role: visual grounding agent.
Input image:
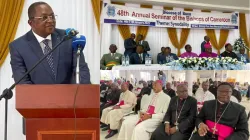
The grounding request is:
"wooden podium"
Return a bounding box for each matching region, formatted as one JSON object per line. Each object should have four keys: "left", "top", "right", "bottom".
{"left": 16, "top": 85, "right": 100, "bottom": 140}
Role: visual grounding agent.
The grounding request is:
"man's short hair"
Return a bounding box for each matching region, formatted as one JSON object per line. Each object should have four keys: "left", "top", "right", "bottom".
{"left": 165, "top": 47, "right": 171, "bottom": 51}
{"left": 217, "top": 82, "right": 233, "bottom": 91}
{"left": 109, "top": 44, "right": 117, "bottom": 48}
{"left": 28, "top": 2, "right": 49, "bottom": 19}
{"left": 225, "top": 43, "right": 231, "bottom": 49}
{"left": 185, "top": 44, "right": 191, "bottom": 49}
{"left": 204, "top": 36, "right": 208, "bottom": 40}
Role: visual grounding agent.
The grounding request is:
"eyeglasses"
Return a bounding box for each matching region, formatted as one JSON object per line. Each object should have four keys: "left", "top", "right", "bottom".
{"left": 31, "top": 14, "right": 58, "bottom": 22}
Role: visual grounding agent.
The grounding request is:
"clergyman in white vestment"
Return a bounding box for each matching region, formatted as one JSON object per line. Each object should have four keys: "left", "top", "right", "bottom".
{"left": 117, "top": 80, "right": 171, "bottom": 140}
{"left": 195, "top": 81, "right": 215, "bottom": 112}
{"left": 100, "top": 82, "right": 137, "bottom": 138}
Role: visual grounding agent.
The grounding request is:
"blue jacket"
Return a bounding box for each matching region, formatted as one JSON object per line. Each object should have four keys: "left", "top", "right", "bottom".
{"left": 158, "top": 53, "right": 178, "bottom": 64}
{"left": 9, "top": 29, "right": 90, "bottom": 84}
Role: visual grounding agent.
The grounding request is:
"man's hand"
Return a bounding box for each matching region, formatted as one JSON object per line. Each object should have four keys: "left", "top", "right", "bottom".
{"left": 139, "top": 112, "right": 144, "bottom": 119}
{"left": 170, "top": 127, "right": 177, "bottom": 134}
{"left": 198, "top": 123, "right": 209, "bottom": 136}
{"left": 112, "top": 105, "right": 120, "bottom": 110}
{"left": 141, "top": 113, "right": 152, "bottom": 121}
{"left": 107, "top": 66, "right": 112, "bottom": 70}
{"left": 165, "top": 123, "right": 170, "bottom": 135}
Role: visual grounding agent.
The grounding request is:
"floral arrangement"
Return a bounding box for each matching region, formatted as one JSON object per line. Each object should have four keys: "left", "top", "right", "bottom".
{"left": 233, "top": 37, "right": 247, "bottom": 51}
{"left": 170, "top": 57, "right": 244, "bottom": 70}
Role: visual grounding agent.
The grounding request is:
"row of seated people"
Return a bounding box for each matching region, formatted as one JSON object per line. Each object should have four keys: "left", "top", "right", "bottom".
{"left": 100, "top": 81, "right": 249, "bottom": 140}
{"left": 100, "top": 42, "right": 249, "bottom": 70}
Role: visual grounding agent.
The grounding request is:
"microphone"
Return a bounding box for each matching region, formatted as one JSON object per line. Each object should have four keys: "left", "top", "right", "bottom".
{"left": 72, "top": 35, "right": 86, "bottom": 84}
{"left": 72, "top": 35, "right": 86, "bottom": 52}
{"left": 64, "top": 28, "right": 79, "bottom": 40}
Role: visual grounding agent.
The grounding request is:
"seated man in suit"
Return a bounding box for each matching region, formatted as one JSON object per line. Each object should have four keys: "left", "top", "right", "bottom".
{"left": 199, "top": 43, "right": 218, "bottom": 58}
{"left": 201, "top": 36, "right": 210, "bottom": 53}
{"left": 158, "top": 47, "right": 178, "bottom": 64}
{"left": 157, "top": 47, "right": 166, "bottom": 64}
{"left": 237, "top": 47, "right": 249, "bottom": 63}
{"left": 180, "top": 44, "right": 198, "bottom": 58}
{"left": 220, "top": 43, "right": 238, "bottom": 59}
{"left": 9, "top": 2, "right": 91, "bottom": 135}
{"left": 100, "top": 44, "right": 122, "bottom": 70}
{"left": 130, "top": 45, "right": 148, "bottom": 64}
{"left": 164, "top": 82, "right": 176, "bottom": 98}
{"left": 124, "top": 33, "right": 136, "bottom": 57}
{"left": 137, "top": 34, "right": 150, "bottom": 53}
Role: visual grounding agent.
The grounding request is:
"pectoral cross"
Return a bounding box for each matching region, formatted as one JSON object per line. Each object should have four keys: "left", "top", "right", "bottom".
{"left": 212, "top": 125, "right": 218, "bottom": 134}
{"left": 174, "top": 121, "right": 178, "bottom": 126}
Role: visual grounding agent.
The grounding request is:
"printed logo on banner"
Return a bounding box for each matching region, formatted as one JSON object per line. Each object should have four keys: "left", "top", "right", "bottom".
{"left": 107, "top": 5, "right": 116, "bottom": 17}
{"left": 231, "top": 13, "right": 238, "bottom": 24}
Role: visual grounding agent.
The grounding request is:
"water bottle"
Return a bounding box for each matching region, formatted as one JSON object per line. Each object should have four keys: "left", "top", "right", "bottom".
{"left": 145, "top": 55, "right": 149, "bottom": 66}
{"left": 241, "top": 55, "right": 246, "bottom": 63}
{"left": 148, "top": 55, "right": 152, "bottom": 66}
{"left": 125, "top": 55, "right": 130, "bottom": 66}
{"left": 122, "top": 55, "right": 125, "bottom": 66}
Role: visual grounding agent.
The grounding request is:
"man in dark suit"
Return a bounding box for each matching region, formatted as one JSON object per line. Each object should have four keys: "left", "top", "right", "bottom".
{"left": 130, "top": 45, "right": 148, "bottom": 64}
{"left": 164, "top": 82, "right": 176, "bottom": 98}
{"left": 158, "top": 47, "right": 178, "bottom": 64}
{"left": 137, "top": 34, "right": 150, "bottom": 53}
{"left": 157, "top": 47, "right": 166, "bottom": 64}
{"left": 9, "top": 2, "right": 90, "bottom": 134}
{"left": 201, "top": 36, "right": 210, "bottom": 53}
{"left": 124, "top": 33, "right": 136, "bottom": 57}
{"left": 220, "top": 43, "right": 238, "bottom": 59}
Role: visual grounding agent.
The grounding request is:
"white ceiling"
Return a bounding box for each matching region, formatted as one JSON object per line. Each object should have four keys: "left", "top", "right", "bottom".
{"left": 111, "top": 0, "right": 250, "bottom": 13}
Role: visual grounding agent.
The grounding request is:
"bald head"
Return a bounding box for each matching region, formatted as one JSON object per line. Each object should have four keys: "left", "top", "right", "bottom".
{"left": 110, "top": 83, "right": 119, "bottom": 90}
{"left": 176, "top": 84, "right": 188, "bottom": 99}
{"left": 166, "top": 82, "right": 171, "bottom": 89}
{"left": 142, "top": 81, "right": 148, "bottom": 87}
{"left": 153, "top": 81, "right": 163, "bottom": 93}
{"left": 121, "top": 82, "right": 128, "bottom": 92}
{"left": 202, "top": 81, "right": 209, "bottom": 91}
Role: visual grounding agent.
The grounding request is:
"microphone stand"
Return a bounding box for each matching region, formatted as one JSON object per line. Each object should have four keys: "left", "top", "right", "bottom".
{"left": 0, "top": 35, "right": 72, "bottom": 140}
{"left": 76, "top": 47, "right": 81, "bottom": 84}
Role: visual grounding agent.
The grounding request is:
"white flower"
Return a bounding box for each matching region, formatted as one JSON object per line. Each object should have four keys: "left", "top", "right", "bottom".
{"left": 194, "top": 60, "right": 197, "bottom": 63}
{"left": 223, "top": 60, "right": 226, "bottom": 63}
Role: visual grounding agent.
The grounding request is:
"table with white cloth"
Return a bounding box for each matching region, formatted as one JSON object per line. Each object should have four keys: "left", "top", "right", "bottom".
{"left": 112, "top": 64, "right": 250, "bottom": 70}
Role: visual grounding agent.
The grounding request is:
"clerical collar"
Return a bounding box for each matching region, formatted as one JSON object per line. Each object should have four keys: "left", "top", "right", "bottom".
{"left": 217, "top": 99, "right": 225, "bottom": 105}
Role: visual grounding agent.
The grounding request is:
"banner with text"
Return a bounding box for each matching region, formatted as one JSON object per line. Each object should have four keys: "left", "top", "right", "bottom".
{"left": 103, "top": 3, "right": 239, "bottom": 29}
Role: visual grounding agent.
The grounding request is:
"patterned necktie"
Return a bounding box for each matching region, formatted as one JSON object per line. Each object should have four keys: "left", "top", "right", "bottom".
{"left": 42, "top": 39, "right": 55, "bottom": 78}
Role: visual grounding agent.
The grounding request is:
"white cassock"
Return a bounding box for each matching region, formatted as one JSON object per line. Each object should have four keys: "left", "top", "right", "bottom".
{"left": 195, "top": 88, "right": 215, "bottom": 112}
{"left": 117, "top": 90, "right": 171, "bottom": 140}
{"left": 101, "top": 90, "right": 137, "bottom": 130}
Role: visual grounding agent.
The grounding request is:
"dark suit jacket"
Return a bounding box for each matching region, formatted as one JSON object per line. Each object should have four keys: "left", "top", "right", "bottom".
{"left": 232, "top": 89, "right": 242, "bottom": 102}
{"left": 9, "top": 29, "right": 90, "bottom": 84}
{"left": 137, "top": 40, "right": 150, "bottom": 53}
{"left": 124, "top": 38, "right": 136, "bottom": 56}
{"left": 201, "top": 41, "right": 206, "bottom": 52}
{"left": 163, "top": 96, "right": 197, "bottom": 134}
{"left": 130, "top": 53, "right": 148, "bottom": 64}
{"left": 220, "top": 51, "right": 238, "bottom": 59}
{"left": 158, "top": 53, "right": 178, "bottom": 64}
{"left": 163, "top": 88, "right": 176, "bottom": 98}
